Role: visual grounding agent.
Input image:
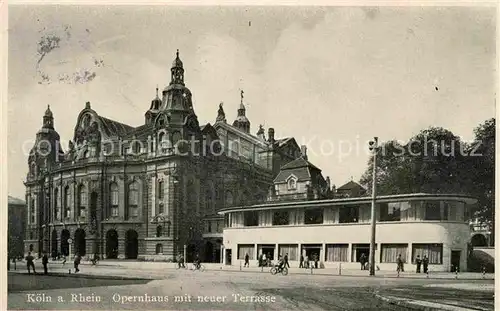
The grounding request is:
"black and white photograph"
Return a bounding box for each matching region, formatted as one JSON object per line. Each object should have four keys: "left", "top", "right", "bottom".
{"left": 5, "top": 2, "right": 496, "bottom": 310}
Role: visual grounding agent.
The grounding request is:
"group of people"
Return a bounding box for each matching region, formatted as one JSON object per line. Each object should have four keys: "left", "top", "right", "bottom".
{"left": 299, "top": 253, "right": 319, "bottom": 269}
{"left": 396, "top": 254, "right": 429, "bottom": 273}
{"left": 22, "top": 251, "right": 83, "bottom": 275}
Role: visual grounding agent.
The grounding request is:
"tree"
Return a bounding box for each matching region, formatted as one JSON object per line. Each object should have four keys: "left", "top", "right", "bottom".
{"left": 466, "top": 118, "right": 495, "bottom": 244}
{"left": 360, "top": 127, "right": 468, "bottom": 195}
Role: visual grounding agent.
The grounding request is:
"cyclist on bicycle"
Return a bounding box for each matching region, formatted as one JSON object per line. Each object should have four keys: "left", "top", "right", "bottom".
{"left": 276, "top": 255, "right": 284, "bottom": 271}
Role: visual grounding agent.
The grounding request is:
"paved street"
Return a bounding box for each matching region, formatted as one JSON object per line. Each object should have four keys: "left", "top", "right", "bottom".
{"left": 8, "top": 262, "right": 495, "bottom": 310}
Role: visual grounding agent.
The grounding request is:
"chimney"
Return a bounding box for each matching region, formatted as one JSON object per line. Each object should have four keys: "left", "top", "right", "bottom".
{"left": 268, "top": 128, "right": 275, "bottom": 143}
{"left": 326, "top": 176, "right": 331, "bottom": 189}
{"left": 301, "top": 145, "right": 308, "bottom": 160}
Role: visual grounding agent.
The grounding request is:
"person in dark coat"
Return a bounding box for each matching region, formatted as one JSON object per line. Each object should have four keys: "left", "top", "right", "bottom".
{"left": 26, "top": 252, "right": 36, "bottom": 274}
{"left": 42, "top": 252, "right": 49, "bottom": 275}
{"left": 422, "top": 255, "right": 429, "bottom": 273}
{"left": 74, "top": 253, "right": 81, "bottom": 273}
{"left": 415, "top": 255, "right": 422, "bottom": 273}
{"left": 314, "top": 253, "right": 319, "bottom": 269}
{"left": 299, "top": 254, "right": 304, "bottom": 268}
{"left": 258, "top": 253, "right": 263, "bottom": 267}
{"left": 284, "top": 253, "right": 290, "bottom": 268}
{"left": 360, "top": 253, "right": 367, "bottom": 270}
{"left": 396, "top": 254, "right": 404, "bottom": 272}
{"left": 244, "top": 253, "right": 249, "bottom": 267}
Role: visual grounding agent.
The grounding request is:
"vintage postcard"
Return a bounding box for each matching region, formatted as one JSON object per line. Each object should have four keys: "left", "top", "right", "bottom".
{"left": 4, "top": 2, "right": 496, "bottom": 310}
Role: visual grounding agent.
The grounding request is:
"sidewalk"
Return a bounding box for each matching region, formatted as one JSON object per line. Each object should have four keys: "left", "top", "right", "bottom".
{"left": 9, "top": 259, "right": 495, "bottom": 280}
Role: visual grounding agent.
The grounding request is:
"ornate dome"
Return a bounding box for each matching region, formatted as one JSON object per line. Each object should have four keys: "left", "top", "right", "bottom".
{"left": 44, "top": 105, "right": 53, "bottom": 117}
{"left": 172, "top": 49, "right": 183, "bottom": 68}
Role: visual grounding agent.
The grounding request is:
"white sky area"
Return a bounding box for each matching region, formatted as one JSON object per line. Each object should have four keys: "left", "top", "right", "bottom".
{"left": 8, "top": 5, "right": 496, "bottom": 199}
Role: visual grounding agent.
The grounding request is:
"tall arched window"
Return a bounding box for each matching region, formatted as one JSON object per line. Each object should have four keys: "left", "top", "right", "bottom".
{"left": 54, "top": 187, "right": 59, "bottom": 221}
{"left": 158, "top": 180, "right": 164, "bottom": 200}
{"left": 156, "top": 243, "right": 163, "bottom": 254}
{"left": 128, "top": 181, "right": 139, "bottom": 218}
{"left": 226, "top": 191, "right": 233, "bottom": 208}
{"left": 30, "top": 198, "right": 35, "bottom": 224}
{"left": 110, "top": 183, "right": 119, "bottom": 217}
{"left": 78, "top": 184, "right": 87, "bottom": 218}
{"left": 64, "top": 186, "right": 70, "bottom": 218}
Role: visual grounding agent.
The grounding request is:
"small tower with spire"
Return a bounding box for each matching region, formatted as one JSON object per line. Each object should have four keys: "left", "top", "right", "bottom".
{"left": 232, "top": 90, "right": 251, "bottom": 133}
{"left": 170, "top": 49, "right": 184, "bottom": 85}
{"left": 43, "top": 105, "right": 54, "bottom": 129}
{"left": 145, "top": 87, "right": 163, "bottom": 124}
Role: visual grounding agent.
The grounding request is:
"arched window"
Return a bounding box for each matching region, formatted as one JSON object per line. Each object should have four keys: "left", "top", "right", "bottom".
{"left": 78, "top": 184, "right": 87, "bottom": 218}
{"left": 156, "top": 225, "right": 163, "bottom": 237}
{"left": 110, "top": 183, "right": 119, "bottom": 217}
{"left": 166, "top": 221, "right": 171, "bottom": 237}
{"left": 132, "top": 141, "right": 141, "bottom": 154}
{"left": 128, "top": 181, "right": 139, "bottom": 218}
{"left": 54, "top": 187, "right": 59, "bottom": 221}
{"left": 64, "top": 186, "right": 70, "bottom": 218}
{"left": 158, "top": 132, "right": 170, "bottom": 154}
{"left": 226, "top": 191, "right": 233, "bottom": 207}
{"left": 156, "top": 243, "right": 163, "bottom": 254}
{"left": 287, "top": 178, "right": 297, "bottom": 190}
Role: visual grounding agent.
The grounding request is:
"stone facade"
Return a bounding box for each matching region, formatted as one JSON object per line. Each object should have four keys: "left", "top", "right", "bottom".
{"left": 24, "top": 51, "right": 304, "bottom": 262}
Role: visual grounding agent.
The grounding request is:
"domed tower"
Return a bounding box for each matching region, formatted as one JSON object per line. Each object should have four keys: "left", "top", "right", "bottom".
{"left": 27, "top": 105, "right": 64, "bottom": 179}
{"left": 145, "top": 87, "right": 162, "bottom": 124}
{"left": 232, "top": 90, "right": 250, "bottom": 133}
{"left": 160, "top": 50, "right": 197, "bottom": 124}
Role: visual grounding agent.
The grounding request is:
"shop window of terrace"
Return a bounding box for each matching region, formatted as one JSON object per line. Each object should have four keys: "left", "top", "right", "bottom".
{"left": 304, "top": 208, "right": 323, "bottom": 225}
{"left": 244, "top": 211, "right": 259, "bottom": 226}
{"left": 380, "top": 244, "right": 408, "bottom": 263}
{"left": 379, "top": 203, "right": 401, "bottom": 221}
{"left": 238, "top": 244, "right": 255, "bottom": 260}
{"left": 412, "top": 243, "right": 443, "bottom": 264}
{"left": 339, "top": 206, "right": 359, "bottom": 223}
{"left": 272, "top": 210, "right": 290, "bottom": 226}
{"left": 424, "top": 201, "right": 442, "bottom": 220}
{"left": 326, "top": 244, "right": 348, "bottom": 262}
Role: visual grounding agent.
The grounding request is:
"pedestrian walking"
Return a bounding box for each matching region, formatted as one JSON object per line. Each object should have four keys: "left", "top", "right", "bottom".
{"left": 314, "top": 253, "right": 319, "bottom": 269}
{"left": 360, "top": 253, "right": 367, "bottom": 270}
{"left": 422, "top": 255, "right": 429, "bottom": 273}
{"left": 396, "top": 254, "right": 404, "bottom": 272}
{"left": 262, "top": 253, "right": 267, "bottom": 266}
{"left": 415, "top": 255, "right": 422, "bottom": 273}
{"left": 74, "top": 253, "right": 81, "bottom": 273}
{"left": 42, "top": 252, "right": 49, "bottom": 275}
{"left": 244, "top": 253, "right": 249, "bottom": 267}
{"left": 304, "top": 255, "right": 309, "bottom": 269}
{"left": 284, "top": 253, "right": 290, "bottom": 268}
{"left": 26, "top": 252, "right": 36, "bottom": 274}
{"left": 299, "top": 254, "right": 304, "bottom": 268}
{"left": 62, "top": 254, "right": 67, "bottom": 265}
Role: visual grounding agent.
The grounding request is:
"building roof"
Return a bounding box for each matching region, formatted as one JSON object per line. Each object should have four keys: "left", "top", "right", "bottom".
{"left": 97, "top": 115, "right": 135, "bottom": 137}
{"left": 217, "top": 193, "right": 478, "bottom": 214}
{"left": 337, "top": 180, "right": 366, "bottom": 191}
{"left": 274, "top": 157, "right": 323, "bottom": 183}
{"left": 8, "top": 196, "right": 25, "bottom": 205}
{"left": 280, "top": 157, "right": 321, "bottom": 171}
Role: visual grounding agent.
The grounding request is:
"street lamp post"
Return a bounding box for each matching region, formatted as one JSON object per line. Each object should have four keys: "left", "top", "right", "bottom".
{"left": 368, "top": 137, "right": 379, "bottom": 276}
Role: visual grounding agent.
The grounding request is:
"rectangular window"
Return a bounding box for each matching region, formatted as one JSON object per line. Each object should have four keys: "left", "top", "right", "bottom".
{"left": 412, "top": 244, "right": 443, "bottom": 264}
{"left": 208, "top": 221, "right": 212, "bottom": 233}
{"left": 339, "top": 206, "right": 359, "bottom": 223}
{"left": 278, "top": 244, "right": 298, "bottom": 261}
{"left": 326, "top": 244, "right": 348, "bottom": 262}
{"left": 380, "top": 244, "right": 408, "bottom": 263}
{"left": 442, "top": 202, "right": 449, "bottom": 221}
{"left": 158, "top": 180, "right": 164, "bottom": 200}
{"left": 424, "top": 201, "right": 441, "bottom": 220}
{"left": 244, "top": 211, "right": 259, "bottom": 226}
{"left": 272, "top": 211, "right": 290, "bottom": 226}
{"left": 379, "top": 203, "right": 401, "bottom": 221}
{"left": 304, "top": 208, "right": 323, "bottom": 224}
{"left": 351, "top": 244, "right": 374, "bottom": 262}
{"left": 238, "top": 244, "right": 255, "bottom": 260}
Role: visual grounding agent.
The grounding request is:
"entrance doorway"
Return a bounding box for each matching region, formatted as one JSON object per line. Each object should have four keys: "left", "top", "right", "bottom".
{"left": 258, "top": 244, "right": 275, "bottom": 260}
{"left": 74, "top": 228, "right": 86, "bottom": 256}
{"left": 225, "top": 249, "right": 232, "bottom": 265}
{"left": 60, "top": 230, "right": 70, "bottom": 256}
{"left": 106, "top": 229, "right": 119, "bottom": 259}
{"left": 352, "top": 244, "right": 371, "bottom": 262}
{"left": 204, "top": 241, "right": 214, "bottom": 262}
{"left": 125, "top": 230, "right": 138, "bottom": 259}
{"left": 302, "top": 244, "right": 322, "bottom": 262}
{"left": 186, "top": 244, "right": 196, "bottom": 262}
{"left": 451, "top": 250, "right": 461, "bottom": 272}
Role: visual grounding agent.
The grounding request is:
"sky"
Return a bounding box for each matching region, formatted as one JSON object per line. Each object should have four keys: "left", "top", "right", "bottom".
{"left": 8, "top": 5, "right": 496, "bottom": 199}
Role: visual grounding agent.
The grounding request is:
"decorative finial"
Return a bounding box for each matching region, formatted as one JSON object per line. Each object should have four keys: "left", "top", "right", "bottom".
{"left": 85, "top": 101, "right": 91, "bottom": 109}
{"left": 47, "top": 104, "right": 50, "bottom": 109}
{"left": 176, "top": 49, "right": 179, "bottom": 58}
{"left": 156, "top": 85, "right": 159, "bottom": 97}
{"left": 240, "top": 90, "right": 244, "bottom": 104}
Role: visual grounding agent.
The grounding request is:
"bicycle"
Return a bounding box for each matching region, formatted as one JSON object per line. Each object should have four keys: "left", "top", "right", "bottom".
{"left": 192, "top": 263, "right": 206, "bottom": 272}
{"left": 270, "top": 265, "right": 288, "bottom": 276}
